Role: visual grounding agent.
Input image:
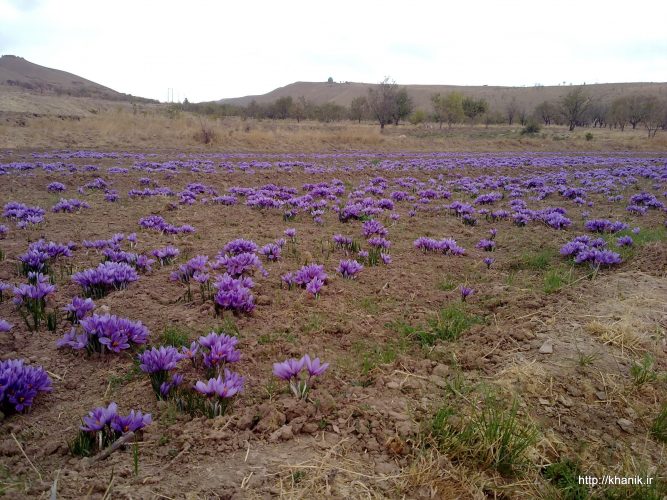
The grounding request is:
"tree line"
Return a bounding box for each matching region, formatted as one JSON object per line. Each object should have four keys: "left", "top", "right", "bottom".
{"left": 177, "top": 81, "right": 667, "bottom": 137}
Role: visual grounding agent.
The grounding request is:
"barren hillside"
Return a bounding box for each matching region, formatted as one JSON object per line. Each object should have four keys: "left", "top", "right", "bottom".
{"left": 219, "top": 80, "right": 667, "bottom": 110}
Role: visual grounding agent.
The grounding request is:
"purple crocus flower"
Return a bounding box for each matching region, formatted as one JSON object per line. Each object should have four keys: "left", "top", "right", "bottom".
{"left": 616, "top": 235, "right": 633, "bottom": 247}
{"left": 284, "top": 228, "right": 296, "bottom": 240}
{"left": 476, "top": 239, "right": 496, "bottom": 252}
{"left": 63, "top": 297, "right": 95, "bottom": 323}
{"left": 303, "top": 354, "right": 329, "bottom": 377}
{"left": 199, "top": 332, "right": 241, "bottom": 368}
{"left": 0, "top": 359, "right": 52, "bottom": 412}
{"left": 0, "top": 319, "right": 12, "bottom": 332}
{"left": 273, "top": 357, "right": 306, "bottom": 380}
{"left": 337, "top": 259, "right": 363, "bottom": 279}
{"left": 194, "top": 369, "right": 245, "bottom": 398}
{"left": 81, "top": 402, "right": 118, "bottom": 432}
{"left": 56, "top": 328, "right": 88, "bottom": 349}
{"left": 111, "top": 410, "right": 152, "bottom": 434}
{"left": 460, "top": 286, "right": 475, "bottom": 301}
{"left": 139, "top": 346, "right": 184, "bottom": 373}
{"left": 306, "top": 278, "right": 324, "bottom": 297}
{"left": 259, "top": 243, "right": 281, "bottom": 261}
{"left": 483, "top": 257, "right": 495, "bottom": 269}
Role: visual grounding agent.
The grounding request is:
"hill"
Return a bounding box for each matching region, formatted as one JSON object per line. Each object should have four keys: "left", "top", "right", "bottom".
{"left": 0, "top": 55, "right": 155, "bottom": 103}
{"left": 218, "top": 81, "right": 667, "bottom": 111}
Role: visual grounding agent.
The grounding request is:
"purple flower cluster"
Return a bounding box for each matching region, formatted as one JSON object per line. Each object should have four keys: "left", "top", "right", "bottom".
{"left": 414, "top": 237, "right": 466, "bottom": 255}
{"left": 47, "top": 182, "right": 66, "bottom": 192}
{"left": 362, "top": 220, "right": 388, "bottom": 238}
{"left": 73, "top": 262, "right": 139, "bottom": 297}
{"left": 0, "top": 359, "right": 52, "bottom": 413}
{"left": 139, "top": 345, "right": 184, "bottom": 373}
{"left": 3, "top": 201, "right": 45, "bottom": 228}
{"left": 63, "top": 296, "right": 95, "bottom": 324}
{"left": 58, "top": 313, "right": 149, "bottom": 353}
{"left": 13, "top": 273, "right": 56, "bottom": 305}
{"left": 138, "top": 215, "right": 195, "bottom": 235}
{"left": 222, "top": 238, "right": 258, "bottom": 256}
{"left": 103, "top": 249, "right": 155, "bottom": 273}
{"left": 194, "top": 369, "right": 245, "bottom": 399}
{"left": 79, "top": 402, "right": 151, "bottom": 438}
{"left": 584, "top": 219, "right": 629, "bottom": 233}
{"left": 616, "top": 235, "right": 633, "bottom": 247}
{"left": 139, "top": 346, "right": 184, "bottom": 397}
{"left": 273, "top": 354, "right": 329, "bottom": 399}
{"left": 332, "top": 234, "right": 353, "bottom": 248}
{"left": 476, "top": 239, "right": 496, "bottom": 252}
{"left": 214, "top": 252, "right": 267, "bottom": 278}
{"left": 560, "top": 235, "right": 622, "bottom": 267}
{"left": 52, "top": 198, "right": 90, "bottom": 213}
{"left": 259, "top": 243, "right": 281, "bottom": 261}
{"left": 213, "top": 274, "right": 255, "bottom": 314}
{"left": 170, "top": 255, "right": 208, "bottom": 283}
{"left": 337, "top": 259, "right": 363, "bottom": 279}
{"left": 152, "top": 245, "right": 180, "bottom": 266}
{"left": 18, "top": 239, "right": 74, "bottom": 275}
{"left": 199, "top": 331, "right": 242, "bottom": 370}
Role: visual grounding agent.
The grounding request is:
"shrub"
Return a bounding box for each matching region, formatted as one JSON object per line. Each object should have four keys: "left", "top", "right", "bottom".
{"left": 520, "top": 122, "right": 541, "bottom": 135}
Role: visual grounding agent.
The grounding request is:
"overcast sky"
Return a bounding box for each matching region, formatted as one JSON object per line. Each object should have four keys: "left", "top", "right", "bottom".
{"left": 1, "top": 0, "right": 666, "bottom": 102}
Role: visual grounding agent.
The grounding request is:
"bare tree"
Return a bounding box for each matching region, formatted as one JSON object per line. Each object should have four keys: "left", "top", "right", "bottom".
{"left": 392, "top": 88, "right": 413, "bottom": 126}
{"left": 518, "top": 107, "right": 529, "bottom": 126}
{"left": 626, "top": 95, "right": 651, "bottom": 129}
{"left": 588, "top": 102, "right": 609, "bottom": 128}
{"left": 559, "top": 87, "right": 591, "bottom": 131}
{"left": 506, "top": 97, "right": 518, "bottom": 125}
{"left": 643, "top": 96, "right": 666, "bottom": 138}
{"left": 367, "top": 77, "right": 398, "bottom": 129}
{"left": 534, "top": 101, "right": 557, "bottom": 125}
{"left": 609, "top": 97, "right": 629, "bottom": 131}
{"left": 291, "top": 96, "right": 307, "bottom": 123}
{"left": 349, "top": 96, "right": 368, "bottom": 123}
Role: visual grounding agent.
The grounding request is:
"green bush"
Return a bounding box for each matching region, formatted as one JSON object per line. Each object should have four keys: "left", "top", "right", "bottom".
{"left": 520, "top": 122, "right": 541, "bottom": 135}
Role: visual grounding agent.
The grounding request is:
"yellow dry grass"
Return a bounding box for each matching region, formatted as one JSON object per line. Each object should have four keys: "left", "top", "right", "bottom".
{"left": 2, "top": 106, "right": 667, "bottom": 152}
{"left": 585, "top": 320, "right": 645, "bottom": 356}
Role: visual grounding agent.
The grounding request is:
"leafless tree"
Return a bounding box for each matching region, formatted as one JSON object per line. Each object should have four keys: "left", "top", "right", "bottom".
{"left": 367, "top": 77, "right": 398, "bottom": 129}
{"left": 349, "top": 96, "right": 368, "bottom": 123}
{"left": 559, "top": 87, "right": 591, "bottom": 131}
{"left": 506, "top": 97, "right": 518, "bottom": 125}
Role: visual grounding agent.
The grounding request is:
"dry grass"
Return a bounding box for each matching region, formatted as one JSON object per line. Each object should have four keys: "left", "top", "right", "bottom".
{"left": 585, "top": 320, "right": 644, "bottom": 356}
{"left": 2, "top": 107, "right": 667, "bottom": 152}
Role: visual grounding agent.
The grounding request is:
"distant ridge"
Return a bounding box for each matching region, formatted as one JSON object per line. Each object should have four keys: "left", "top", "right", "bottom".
{"left": 217, "top": 81, "right": 667, "bottom": 110}
{"left": 0, "top": 55, "right": 156, "bottom": 103}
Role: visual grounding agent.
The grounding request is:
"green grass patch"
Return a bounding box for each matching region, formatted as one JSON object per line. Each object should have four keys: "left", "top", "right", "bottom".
{"left": 360, "top": 296, "right": 380, "bottom": 315}
{"left": 159, "top": 325, "right": 191, "bottom": 347}
{"left": 651, "top": 404, "right": 667, "bottom": 443}
{"left": 543, "top": 266, "right": 575, "bottom": 294}
{"left": 509, "top": 248, "right": 556, "bottom": 271}
{"left": 257, "top": 330, "right": 297, "bottom": 345}
{"left": 437, "top": 278, "right": 457, "bottom": 292}
{"left": 542, "top": 458, "right": 590, "bottom": 500}
{"left": 389, "top": 305, "right": 482, "bottom": 347}
{"left": 630, "top": 354, "right": 658, "bottom": 386}
{"left": 431, "top": 395, "right": 539, "bottom": 477}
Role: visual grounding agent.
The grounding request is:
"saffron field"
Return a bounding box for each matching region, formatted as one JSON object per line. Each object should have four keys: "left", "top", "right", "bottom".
{"left": 0, "top": 150, "right": 666, "bottom": 498}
